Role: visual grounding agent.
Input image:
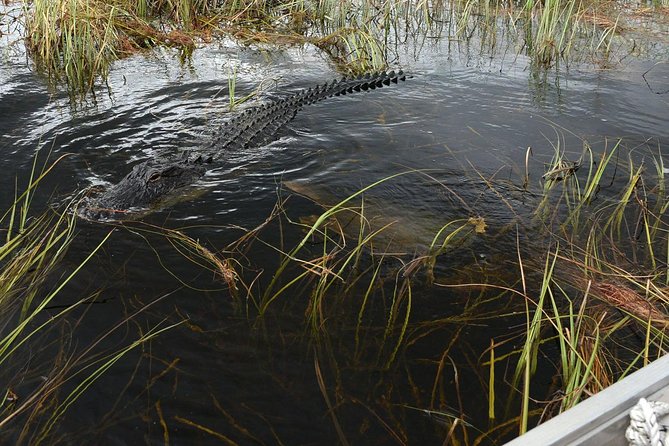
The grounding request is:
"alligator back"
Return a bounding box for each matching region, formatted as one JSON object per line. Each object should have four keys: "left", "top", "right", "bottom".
{"left": 209, "top": 70, "right": 407, "bottom": 153}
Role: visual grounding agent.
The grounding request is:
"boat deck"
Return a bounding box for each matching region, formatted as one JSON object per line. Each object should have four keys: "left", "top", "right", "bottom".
{"left": 506, "top": 354, "right": 669, "bottom": 445}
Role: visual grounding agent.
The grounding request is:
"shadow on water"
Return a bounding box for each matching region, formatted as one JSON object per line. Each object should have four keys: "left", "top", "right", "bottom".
{"left": 2, "top": 3, "right": 669, "bottom": 444}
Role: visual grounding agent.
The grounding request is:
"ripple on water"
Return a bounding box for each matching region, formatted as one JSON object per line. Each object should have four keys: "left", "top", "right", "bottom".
{"left": 3, "top": 17, "right": 669, "bottom": 445}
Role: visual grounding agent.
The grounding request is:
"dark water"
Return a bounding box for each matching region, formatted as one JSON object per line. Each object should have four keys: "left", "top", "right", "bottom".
{"left": 2, "top": 9, "right": 669, "bottom": 445}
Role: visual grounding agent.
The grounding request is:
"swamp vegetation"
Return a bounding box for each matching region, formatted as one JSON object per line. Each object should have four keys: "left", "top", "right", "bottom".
{"left": 1, "top": 0, "right": 669, "bottom": 444}
{"left": 13, "top": 0, "right": 669, "bottom": 96}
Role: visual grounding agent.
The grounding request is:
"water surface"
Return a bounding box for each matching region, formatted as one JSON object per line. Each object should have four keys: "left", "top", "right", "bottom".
{"left": 1, "top": 12, "right": 668, "bottom": 445}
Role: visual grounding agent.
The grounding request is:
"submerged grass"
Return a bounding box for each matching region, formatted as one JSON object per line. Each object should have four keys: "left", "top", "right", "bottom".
{"left": 490, "top": 139, "right": 669, "bottom": 437}
{"left": 6, "top": 1, "right": 667, "bottom": 442}
{"left": 0, "top": 157, "right": 180, "bottom": 443}
{"left": 173, "top": 137, "right": 668, "bottom": 444}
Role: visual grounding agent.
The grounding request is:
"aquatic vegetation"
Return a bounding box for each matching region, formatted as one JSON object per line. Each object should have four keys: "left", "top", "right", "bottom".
{"left": 6, "top": 0, "right": 668, "bottom": 441}
{"left": 52, "top": 131, "right": 667, "bottom": 443}
{"left": 23, "top": 0, "right": 120, "bottom": 96}
{"left": 17, "top": 0, "right": 662, "bottom": 97}
{"left": 455, "top": 0, "right": 628, "bottom": 66}
{"left": 490, "top": 141, "right": 669, "bottom": 437}
{"left": 0, "top": 157, "right": 179, "bottom": 444}
{"left": 181, "top": 141, "right": 666, "bottom": 443}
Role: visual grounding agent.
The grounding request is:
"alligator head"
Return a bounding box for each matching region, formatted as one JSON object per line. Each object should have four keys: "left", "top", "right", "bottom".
{"left": 77, "top": 154, "right": 211, "bottom": 221}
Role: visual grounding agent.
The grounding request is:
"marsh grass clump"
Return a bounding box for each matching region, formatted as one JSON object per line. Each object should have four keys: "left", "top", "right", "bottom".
{"left": 483, "top": 138, "right": 669, "bottom": 437}
{"left": 20, "top": 0, "right": 442, "bottom": 96}
{"left": 18, "top": 0, "right": 649, "bottom": 97}
{"left": 22, "top": 0, "right": 217, "bottom": 97}
{"left": 454, "top": 0, "right": 624, "bottom": 66}
{"left": 525, "top": 0, "right": 583, "bottom": 66}
{"left": 24, "top": 0, "right": 120, "bottom": 95}
{"left": 130, "top": 0, "right": 219, "bottom": 29}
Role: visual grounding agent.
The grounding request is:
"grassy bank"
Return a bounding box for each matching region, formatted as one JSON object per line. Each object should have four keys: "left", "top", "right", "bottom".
{"left": 15, "top": 0, "right": 663, "bottom": 98}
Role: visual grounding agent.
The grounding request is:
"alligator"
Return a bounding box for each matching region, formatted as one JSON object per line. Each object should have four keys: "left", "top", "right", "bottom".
{"left": 77, "top": 70, "right": 408, "bottom": 221}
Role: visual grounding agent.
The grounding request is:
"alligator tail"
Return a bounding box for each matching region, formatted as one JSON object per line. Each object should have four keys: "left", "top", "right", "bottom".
{"left": 210, "top": 70, "right": 408, "bottom": 152}
{"left": 285, "top": 69, "right": 408, "bottom": 108}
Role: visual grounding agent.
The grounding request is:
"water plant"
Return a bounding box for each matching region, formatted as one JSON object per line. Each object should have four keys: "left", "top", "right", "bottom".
{"left": 0, "top": 157, "right": 180, "bottom": 444}
{"left": 17, "top": 0, "right": 651, "bottom": 98}
{"left": 23, "top": 0, "right": 120, "bottom": 96}
{"left": 486, "top": 139, "right": 668, "bottom": 437}
{"left": 233, "top": 140, "right": 668, "bottom": 443}
{"left": 94, "top": 134, "right": 666, "bottom": 444}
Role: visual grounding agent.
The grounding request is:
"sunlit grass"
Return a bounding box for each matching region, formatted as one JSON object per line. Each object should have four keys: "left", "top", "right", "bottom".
{"left": 455, "top": 0, "right": 625, "bottom": 66}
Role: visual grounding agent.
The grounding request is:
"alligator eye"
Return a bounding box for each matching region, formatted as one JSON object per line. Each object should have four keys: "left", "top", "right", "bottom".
{"left": 148, "top": 173, "right": 162, "bottom": 183}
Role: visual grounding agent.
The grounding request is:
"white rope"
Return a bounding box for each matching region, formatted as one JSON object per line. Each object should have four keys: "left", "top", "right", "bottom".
{"left": 627, "top": 398, "right": 669, "bottom": 446}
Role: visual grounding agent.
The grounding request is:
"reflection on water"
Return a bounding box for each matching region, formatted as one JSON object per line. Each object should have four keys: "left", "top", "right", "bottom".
{"left": 1, "top": 13, "right": 669, "bottom": 444}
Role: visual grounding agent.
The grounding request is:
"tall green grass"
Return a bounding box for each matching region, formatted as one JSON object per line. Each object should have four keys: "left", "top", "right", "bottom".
{"left": 454, "top": 0, "right": 623, "bottom": 66}
{"left": 24, "top": 0, "right": 120, "bottom": 95}
{"left": 216, "top": 140, "right": 668, "bottom": 443}
{"left": 485, "top": 137, "right": 669, "bottom": 437}
{"left": 19, "top": 0, "right": 647, "bottom": 97}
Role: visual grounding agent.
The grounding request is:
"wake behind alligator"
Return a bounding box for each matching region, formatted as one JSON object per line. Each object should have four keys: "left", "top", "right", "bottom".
{"left": 77, "top": 70, "right": 408, "bottom": 221}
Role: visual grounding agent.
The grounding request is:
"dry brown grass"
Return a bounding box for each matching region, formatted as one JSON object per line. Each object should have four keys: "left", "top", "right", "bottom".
{"left": 589, "top": 280, "right": 669, "bottom": 327}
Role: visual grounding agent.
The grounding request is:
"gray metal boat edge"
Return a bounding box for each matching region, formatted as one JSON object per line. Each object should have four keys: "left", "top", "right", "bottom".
{"left": 505, "top": 354, "right": 669, "bottom": 446}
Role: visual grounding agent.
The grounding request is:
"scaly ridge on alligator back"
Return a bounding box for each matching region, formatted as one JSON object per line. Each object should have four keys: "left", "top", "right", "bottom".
{"left": 209, "top": 70, "right": 407, "bottom": 152}
{"left": 78, "top": 70, "right": 408, "bottom": 221}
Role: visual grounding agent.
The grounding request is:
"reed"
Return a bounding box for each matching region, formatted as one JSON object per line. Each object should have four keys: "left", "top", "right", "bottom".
{"left": 258, "top": 171, "right": 414, "bottom": 315}
{"left": 19, "top": 0, "right": 642, "bottom": 97}
{"left": 150, "top": 140, "right": 669, "bottom": 443}
{"left": 452, "top": 0, "right": 623, "bottom": 66}
{"left": 0, "top": 157, "right": 179, "bottom": 443}
{"left": 24, "top": 0, "right": 120, "bottom": 96}
{"left": 499, "top": 139, "right": 669, "bottom": 434}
